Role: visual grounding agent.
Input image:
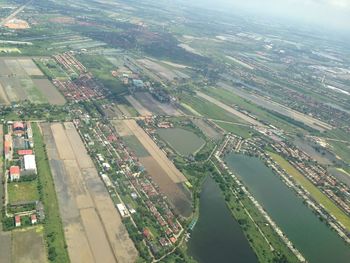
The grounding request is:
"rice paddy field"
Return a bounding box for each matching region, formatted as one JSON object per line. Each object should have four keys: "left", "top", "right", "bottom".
{"left": 0, "top": 57, "right": 66, "bottom": 105}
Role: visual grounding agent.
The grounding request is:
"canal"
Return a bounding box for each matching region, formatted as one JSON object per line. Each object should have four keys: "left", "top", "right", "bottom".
{"left": 225, "top": 153, "right": 350, "bottom": 263}
{"left": 188, "top": 176, "right": 258, "bottom": 263}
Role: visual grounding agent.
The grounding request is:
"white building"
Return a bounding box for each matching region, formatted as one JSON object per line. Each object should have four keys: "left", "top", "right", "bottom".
{"left": 24, "top": 155, "right": 37, "bottom": 174}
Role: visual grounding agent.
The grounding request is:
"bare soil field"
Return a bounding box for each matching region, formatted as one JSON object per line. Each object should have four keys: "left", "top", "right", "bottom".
{"left": 125, "top": 95, "right": 152, "bottom": 116}
{"left": 137, "top": 58, "right": 179, "bottom": 81}
{"left": 117, "top": 120, "right": 192, "bottom": 216}
{"left": 41, "top": 122, "right": 137, "bottom": 263}
{"left": 123, "top": 119, "right": 187, "bottom": 183}
{"left": 32, "top": 79, "right": 66, "bottom": 105}
{"left": 12, "top": 226, "right": 47, "bottom": 263}
{"left": 134, "top": 92, "right": 182, "bottom": 116}
{"left": 0, "top": 230, "right": 11, "bottom": 263}
{"left": 0, "top": 82, "right": 10, "bottom": 104}
{"left": 140, "top": 156, "right": 192, "bottom": 217}
{"left": 18, "top": 59, "right": 44, "bottom": 76}
{"left": 192, "top": 118, "right": 222, "bottom": 140}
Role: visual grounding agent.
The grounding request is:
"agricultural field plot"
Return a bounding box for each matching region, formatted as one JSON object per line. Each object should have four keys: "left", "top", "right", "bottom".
{"left": 137, "top": 58, "right": 190, "bottom": 81}
{"left": 0, "top": 58, "right": 64, "bottom": 105}
{"left": 192, "top": 118, "right": 223, "bottom": 140}
{"left": 197, "top": 91, "right": 264, "bottom": 127}
{"left": 12, "top": 226, "right": 47, "bottom": 263}
{"left": 219, "top": 82, "right": 332, "bottom": 131}
{"left": 118, "top": 120, "right": 192, "bottom": 217}
{"left": 41, "top": 122, "right": 137, "bottom": 263}
{"left": 32, "top": 79, "right": 66, "bottom": 105}
{"left": 125, "top": 95, "right": 151, "bottom": 116}
{"left": 134, "top": 92, "right": 183, "bottom": 116}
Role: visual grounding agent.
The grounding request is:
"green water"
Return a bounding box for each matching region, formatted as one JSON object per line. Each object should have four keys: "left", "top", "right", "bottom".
{"left": 157, "top": 128, "right": 205, "bottom": 156}
{"left": 225, "top": 153, "right": 350, "bottom": 263}
{"left": 188, "top": 176, "right": 258, "bottom": 263}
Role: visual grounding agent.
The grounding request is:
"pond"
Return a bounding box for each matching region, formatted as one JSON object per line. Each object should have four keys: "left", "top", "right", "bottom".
{"left": 188, "top": 176, "right": 258, "bottom": 263}
{"left": 157, "top": 128, "right": 205, "bottom": 156}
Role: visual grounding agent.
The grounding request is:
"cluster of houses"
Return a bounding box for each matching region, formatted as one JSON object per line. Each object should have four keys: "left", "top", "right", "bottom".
{"left": 3, "top": 121, "right": 40, "bottom": 228}
{"left": 5, "top": 122, "right": 37, "bottom": 181}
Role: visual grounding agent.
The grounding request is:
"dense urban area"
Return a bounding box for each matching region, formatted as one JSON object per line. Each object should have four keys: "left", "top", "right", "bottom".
{"left": 0, "top": 0, "right": 349, "bottom": 263}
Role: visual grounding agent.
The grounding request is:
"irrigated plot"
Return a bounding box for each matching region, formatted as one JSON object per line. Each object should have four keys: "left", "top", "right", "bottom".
{"left": 12, "top": 226, "right": 47, "bottom": 263}
{"left": 32, "top": 79, "right": 66, "bottom": 105}
{"left": 0, "top": 58, "right": 65, "bottom": 105}
{"left": 41, "top": 122, "right": 137, "bottom": 263}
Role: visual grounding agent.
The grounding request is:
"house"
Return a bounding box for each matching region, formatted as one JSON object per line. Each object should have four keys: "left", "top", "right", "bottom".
{"left": 15, "top": 215, "right": 21, "bottom": 227}
{"left": 24, "top": 154, "right": 37, "bottom": 174}
{"left": 9, "top": 166, "right": 20, "bottom": 181}
{"left": 13, "top": 122, "right": 24, "bottom": 136}
{"left": 31, "top": 214, "right": 37, "bottom": 225}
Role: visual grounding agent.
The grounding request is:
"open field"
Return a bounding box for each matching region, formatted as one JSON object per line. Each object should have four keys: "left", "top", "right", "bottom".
{"left": 32, "top": 123, "right": 70, "bottom": 263}
{"left": 197, "top": 91, "right": 264, "bottom": 126}
{"left": 118, "top": 120, "right": 192, "bottom": 216}
{"left": 268, "top": 151, "right": 350, "bottom": 231}
{"left": 137, "top": 58, "right": 189, "bottom": 81}
{"left": 125, "top": 95, "right": 151, "bottom": 116}
{"left": 192, "top": 118, "right": 222, "bottom": 140}
{"left": 134, "top": 92, "right": 182, "bottom": 116}
{"left": 41, "top": 122, "right": 137, "bottom": 263}
{"left": 123, "top": 120, "right": 187, "bottom": 183}
{"left": 7, "top": 181, "right": 39, "bottom": 204}
{"left": 219, "top": 82, "right": 332, "bottom": 131}
{"left": 0, "top": 58, "right": 63, "bottom": 105}
{"left": 32, "top": 79, "right": 66, "bottom": 105}
{"left": 12, "top": 226, "right": 47, "bottom": 263}
{"left": 180, "top": 93, "right": 245, "bottom": 123}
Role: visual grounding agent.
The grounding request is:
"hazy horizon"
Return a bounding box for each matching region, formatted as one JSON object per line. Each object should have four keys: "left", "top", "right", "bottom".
{"left": 183, "top": 0, "right": 350, "bottom": 32}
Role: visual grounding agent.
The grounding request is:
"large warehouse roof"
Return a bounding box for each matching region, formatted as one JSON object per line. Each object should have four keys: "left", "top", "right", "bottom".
{"left": 24, "top": 154, "right": 37, "bottom": 172}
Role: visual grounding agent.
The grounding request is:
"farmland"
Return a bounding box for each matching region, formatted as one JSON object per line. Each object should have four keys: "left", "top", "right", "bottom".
{"left": 0, "top": 58, "right": 65, "bottom": 105}
{"left": 113, "top": 119, "right": 192, "bottom": 217}
{"left": 12, "top": 226, "right": 47, "bottom": 263}
{"left": 41, "top": 122, "right": 137, "bottom": 263}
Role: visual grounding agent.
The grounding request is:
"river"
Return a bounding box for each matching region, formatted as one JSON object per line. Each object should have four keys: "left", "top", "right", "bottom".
{"left": 188, "top": 176, "right": 258, "bottom": 263}
{"left": 225, "top": 153, "right": 350, "bottom": 263}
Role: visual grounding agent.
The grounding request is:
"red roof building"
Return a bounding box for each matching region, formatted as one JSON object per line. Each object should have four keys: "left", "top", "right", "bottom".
{"left": 15, "top": 215, "right": 21, "bottom": 227}
{"left": 18, "top": 149, "right": 33, "bottom": 155}
{"left": 9, "top": 166, "right": 20, "bottom": 181}
{"left": 31, "top": 214, "right": 37, "bottom": 224}
{"left": 13, "top": 122, "right": 24, "bottom": 130}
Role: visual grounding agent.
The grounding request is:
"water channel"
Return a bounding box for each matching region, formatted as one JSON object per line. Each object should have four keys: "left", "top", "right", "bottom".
{"left": 225, "top": 153, "right": 350, "bottom": 263}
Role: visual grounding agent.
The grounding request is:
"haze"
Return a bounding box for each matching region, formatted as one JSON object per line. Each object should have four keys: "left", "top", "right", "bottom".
{"left": 188, "top": 0, "right": 350, "bottom": 32}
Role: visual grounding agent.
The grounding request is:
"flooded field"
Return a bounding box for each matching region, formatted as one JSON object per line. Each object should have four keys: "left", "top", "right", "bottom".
{"left": 225, "top": 153, "right": 350, "bottom": 263}
{"left": 188, "top": 176, "right": 257, "bottom": 263}
{"left": 157, "top": 127, "right": 205, "bottom": 156}
{"left": 41, "top": 122, "right": 137, "bottom": 263}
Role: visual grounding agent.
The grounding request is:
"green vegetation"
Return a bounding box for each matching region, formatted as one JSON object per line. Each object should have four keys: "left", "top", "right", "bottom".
{"left": 180, "top": 93, "right": 243, "bottom": 123}
{"left": 214, "top": 121, "right": 253, "bottom": 139}
{"left": 32, "top": 123, "right": 70, "bottom": 263}
{"left": 34, "top": 58, "right": 69, "bottom": 80}
{"left": 7, "top": 181, "right": 39, "bottom": 204}
{"left": 204, "top": 87, "right": 302, "bottom": 133}
{"left": 268, "top": 151, "right": 350, "bottom": 231}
